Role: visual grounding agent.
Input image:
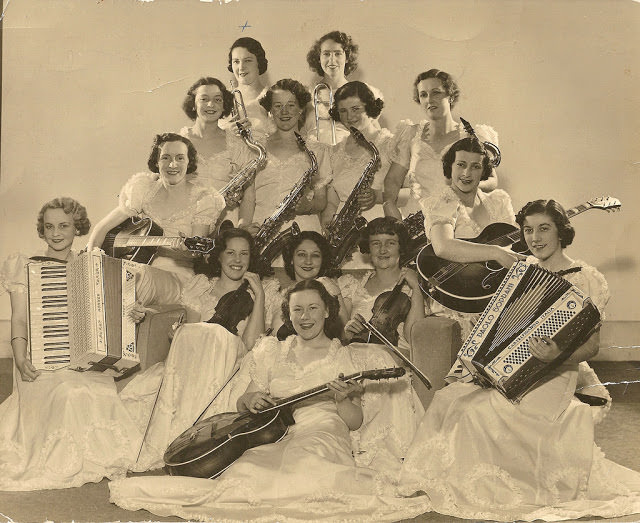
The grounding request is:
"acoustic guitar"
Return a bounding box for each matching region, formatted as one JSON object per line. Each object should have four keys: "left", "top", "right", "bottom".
{"left": 101, "top": 217, "right": 214, "bottom": 264}
{"left": 163, "top": 367, "right": 405, "bottom": 479}
{"left": 416, "top": 196, "right": 621, "bottom": 313}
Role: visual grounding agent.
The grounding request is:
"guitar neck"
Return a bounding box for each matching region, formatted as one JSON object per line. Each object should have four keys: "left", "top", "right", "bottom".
{"left": 113, "top": 236, "right": 182, "bottom": 248}
{"left": 260, "top": 371, "right": 365, "bottom": 414}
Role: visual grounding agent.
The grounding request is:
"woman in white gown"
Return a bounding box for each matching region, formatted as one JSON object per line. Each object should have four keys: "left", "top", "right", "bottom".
{"left": 383, "top": 68, "right": 499, "bottom": 220}
{"left": 120, "top": 227, "right": 280, "bottom": 472}
{"left": 87, "top": 133, "right": 225, "bottom": 281}
{"left": 179, "top": 76, "right": 262, "bottom": 227}
{"left": 418, "top": 136, "right": 523, "bottom": 338}
{"left": 303, "top": 30, "right": 383, "bottom": 144}
{"left": 0, "top": 197, "right": 140, "bottom": 490}
{"left": 398, "top": 199, "right": 640, "bottom": 521}
{"left": 109, "top": 279, "right": 431, "bottom": 522}
{"left": 245, "top": 79, "right": 332, "bottom": 234}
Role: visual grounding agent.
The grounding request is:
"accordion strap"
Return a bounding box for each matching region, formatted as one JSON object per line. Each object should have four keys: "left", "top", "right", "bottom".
{"left": 555, "top": 266, "right": 582, "bottom": 277}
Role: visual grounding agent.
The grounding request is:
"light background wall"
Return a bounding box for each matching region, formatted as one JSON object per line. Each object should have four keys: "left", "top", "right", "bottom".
{"left": 1, "top": 0, "right": 638, "bottom": 331}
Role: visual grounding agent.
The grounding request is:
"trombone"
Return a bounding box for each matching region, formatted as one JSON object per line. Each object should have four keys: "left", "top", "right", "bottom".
{"left": 313, "top": 83, "right": 336, "bottom": 145}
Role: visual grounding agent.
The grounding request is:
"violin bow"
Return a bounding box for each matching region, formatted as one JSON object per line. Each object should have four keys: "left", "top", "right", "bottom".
{"left": 193, "top": 364, "right": 242, "bottom": 425}
{"left": 361, "top": 318, "right": 432, "bottom": 390}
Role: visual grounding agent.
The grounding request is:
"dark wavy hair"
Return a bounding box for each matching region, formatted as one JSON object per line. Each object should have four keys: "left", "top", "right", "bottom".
{"left": 358, "top": 216, "right": 410, "bottom": 256}
{"left": 259, "top": 78, "right": 311, "bottom": 113}
{"left": 306, "top": 30, "right": 359, "bottom": 77}
{"left": 147, "top": 133, "right": 198, "bottom": 175}
{"left": 515, "top": 199, "right": 575, "bottom": 248}
{"left": 37, "top": 197, "right": 91, "bottom": 238}
{"left": 412, "top": 69, "right": 461, "bottom": 108}
{"left": 194, "top": 227, "right": 258, "bottom": 278}
{"left": 227, "top": 37, "right": 268, "bottom": 75}
{"left": 329, "top": 81, "right": 383, "bottom": 121}
{"left": 182, "top": 77, "right": 234, "bottom": 121}
{"left": 282, "top": 231, "right": 339, "bottom": 281}
{"left": 281, "top": 279, "right": 342, "bottom": 340}
{"left": 441, "top": 137, "right": 492, "bottom": 181}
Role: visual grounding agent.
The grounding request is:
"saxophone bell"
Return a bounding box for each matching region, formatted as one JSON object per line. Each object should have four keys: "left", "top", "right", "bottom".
{"left": 313, "top": 83, "right": 336, "bottom": 145}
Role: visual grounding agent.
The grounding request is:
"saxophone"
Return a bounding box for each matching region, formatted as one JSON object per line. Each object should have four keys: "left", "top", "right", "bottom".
{"left": 324, "top": 126, "right": 381, "bottom": 267}
{"left": 220, "top": 123, "right": 267, "bottom": 209}
{"left": 252, "top": 133, "right": 318, "bottom": 273}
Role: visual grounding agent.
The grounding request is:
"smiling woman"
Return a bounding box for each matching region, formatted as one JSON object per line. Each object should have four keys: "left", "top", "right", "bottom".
{"left": 87, "top": 133, "right": 225, "bottom": 281}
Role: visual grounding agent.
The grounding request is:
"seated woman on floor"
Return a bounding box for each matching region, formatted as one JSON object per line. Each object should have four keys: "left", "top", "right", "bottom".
{"left": 119, "top": 227, "right": 279, "bottom": 471}
{"left": 109, "top": 279, "right": 431, "bottom": 522}
{"left": 87, "top": 133, "right": 225, "bottom": 282}
{"left": 0, "top": 197, "right": 140, "bottom": 491}
{"left": 398, "top": 199, "right": 640, "bottom": 522}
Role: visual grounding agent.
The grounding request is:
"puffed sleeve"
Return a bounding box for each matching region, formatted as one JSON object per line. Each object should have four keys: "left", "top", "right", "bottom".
{"left": 180, "top": 274, "right": 215, "bottom": 312}
{"left": 483, "top": 189, "right": 516, "bottom": 225}
{"left": 474, "top": 123, "right": 499, "bottom": 146}
{"left": 135, "top": 265, "right": 183, "bottom": 306}
{"left": 388, "top": 120, "right": 418, "bottom": 170}
{"left": 576, "top": 263, "right": 611, "bottom": 316}
{"left": 419, "top": 187, "right": 460, "bottom": 234}
{"left": 226, "top": 128, "right": 266, "bottom": 174}
{"left": 189, "top": 183, "right": 226, "bottom": 227}
{"left": 118, "top": 172, "right": 160, "bottom": 217}
{"left": 262, "top": 277, "right": 283, "bottom": 331}
{"left": 337, "top": 273, "right": 360, "bottom": 302}
{"left": 247, "top": 335, "right": 282, "bottom": 392}
{"left": 0, "top": 253, "right": 29, "bottom": 295}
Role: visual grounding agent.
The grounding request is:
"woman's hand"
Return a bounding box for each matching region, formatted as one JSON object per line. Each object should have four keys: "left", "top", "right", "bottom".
{"left": 16, "top": 357, "right": 40, "bottom": 382}
{"left": 357, "top": 188, "right": 376, "bottom": 211}
{"left": 401, "top": 268, "right": 421, "bottom": 292}
{"left": 243, "top": 391, "right": 277, "bottom": 414}
{"left": 327, "top": 377, "right": 363, "bottom": 403}
{"left": 127, "top": 301, "right": 158, "bottom": 324}
{"left": 243, "top": 272, "right": 264, "bottom": 299}
{"left": 344, "top": 313, "right": 367, "bottom": 341}
{"left": 529, "top": 335, "right": 563, "bottom": 362}
{"left": 492, "top": 245, "right": 527, "bottom": 269}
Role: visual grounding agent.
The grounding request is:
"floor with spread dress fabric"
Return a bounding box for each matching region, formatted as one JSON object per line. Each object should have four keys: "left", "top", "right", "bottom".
{"left": 0, "top": 361, "right": 638, "bottom": 523}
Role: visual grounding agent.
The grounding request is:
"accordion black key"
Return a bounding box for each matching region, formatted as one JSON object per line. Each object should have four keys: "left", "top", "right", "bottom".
{"left": 458, "top": 261, "right": 601, "bottom": 402}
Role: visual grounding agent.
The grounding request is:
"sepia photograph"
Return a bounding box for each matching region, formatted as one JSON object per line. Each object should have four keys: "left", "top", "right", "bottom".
{"left": 0, "top": 0, "right": 639, "bottom": 521}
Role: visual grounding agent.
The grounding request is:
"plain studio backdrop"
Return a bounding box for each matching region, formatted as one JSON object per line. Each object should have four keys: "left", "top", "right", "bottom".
{"left": 0, "top": 0, "right": 638, "bottom": 349}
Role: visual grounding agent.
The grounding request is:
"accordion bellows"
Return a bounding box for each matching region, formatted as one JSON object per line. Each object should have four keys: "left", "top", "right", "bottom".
{"left": 458, "top": 260, "right": 601, "bottom": 402}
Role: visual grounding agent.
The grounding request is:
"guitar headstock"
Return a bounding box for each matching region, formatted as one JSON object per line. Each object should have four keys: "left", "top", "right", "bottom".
{"left": 586, "top": 196, "right": 622, "bottom": 213}
{"left": 184, "top": 236, "right": 215, "bottom": 254}
{"left": 357, "top": 367, "right": 406, "bottom": 381}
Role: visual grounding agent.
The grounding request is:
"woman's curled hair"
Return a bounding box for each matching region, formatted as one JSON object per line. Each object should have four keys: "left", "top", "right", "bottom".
{"left": 306, "top": 30, "right": 359, "bottom": 77}
{"left": 412, "top": 69, "right": 460, "bottom": 108}
{"left": 329, "top": 81, "right": 383, "bottom": 121}
{"left": 227, "top": 37, "right": 268, "bottom": 75}
{"left": 515, "top": 199, "right": 575, "bottom": 248}
{"left": 259, "top": 78, "right": 311, "bottom": 113}
{"left": 182, "top": 77, "right": 234, "bottom": 121}
{"left": 37, "top": 197, "right": 91, "bottom": 238}
{"left": 358, "top": 216, "right": 410, "bottom": 255}
{"left": 194, "top": 227, "right": 257, "bottom": 278}
{"left": 282, "top": 231, "right": 339, "bottom": 281}
{"left": 147, "top": 133, "right": 198, "bottom": 175}
{"left": 441, "top": 137, "right": 492, "bottom": 181}
{"left": 281, "top": 279, "right": 342, "bottom": 340}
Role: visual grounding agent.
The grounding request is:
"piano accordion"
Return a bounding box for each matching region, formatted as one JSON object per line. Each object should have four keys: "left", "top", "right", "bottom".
{"left": 458, "top": 260, "right": 601, "bottom": 402}
{"left": 27, "top": 251, "right": 140, "bottom": 375}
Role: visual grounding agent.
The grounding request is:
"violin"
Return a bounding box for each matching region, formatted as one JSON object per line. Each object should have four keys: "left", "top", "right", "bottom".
{"left": 163, "top": 367, "right": 405, "bottom": 479}
{"left": 351, "top": 279, "right": 410, "bottom": 345}
{"left": 206, "top": 280, "right": 254, "bottom": 336}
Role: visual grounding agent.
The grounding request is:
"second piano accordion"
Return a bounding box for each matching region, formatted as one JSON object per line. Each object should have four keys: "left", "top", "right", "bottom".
{"left": 27, "top": 251, "right": 140, "bottom": 375}
{"left": 458, "top": 260, "right": 601, "bottom": 402}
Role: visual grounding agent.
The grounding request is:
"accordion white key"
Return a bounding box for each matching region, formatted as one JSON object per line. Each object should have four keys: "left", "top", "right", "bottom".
{"left": 458, "top": 260, "right": 601, "bottom": 402}
{"left": 27, "top": 251, "right": 140, "bottom": 375}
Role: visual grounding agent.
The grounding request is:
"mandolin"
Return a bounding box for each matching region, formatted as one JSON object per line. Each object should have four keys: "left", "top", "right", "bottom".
{"left": 163, "top": 367, "right": 405, "bottom": 479}
{"left": 416, "top": 196, "right": 621, "bottom": 313}
{"left": 101, "top": 217, "right": 215, "bottom": 264}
